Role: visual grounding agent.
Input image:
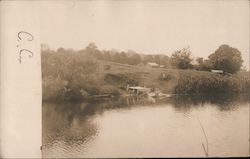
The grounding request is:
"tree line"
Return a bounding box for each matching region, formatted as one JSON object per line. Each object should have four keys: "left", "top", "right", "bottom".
{"left": 42, "top": 43, "right": 244, "bottom": 74}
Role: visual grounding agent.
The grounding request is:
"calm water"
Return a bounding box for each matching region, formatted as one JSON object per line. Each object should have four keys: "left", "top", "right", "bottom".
{"left": 42, "top": 94, "right": 249, "bottom": 158}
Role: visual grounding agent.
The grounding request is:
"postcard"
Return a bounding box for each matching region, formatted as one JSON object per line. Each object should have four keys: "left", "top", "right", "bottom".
{"left": 0, "top": 0, "right": 249, "bottom": 158}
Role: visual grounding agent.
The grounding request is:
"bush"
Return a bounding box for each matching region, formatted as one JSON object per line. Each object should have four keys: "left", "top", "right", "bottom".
{"left": 174, "top": 71, "right": 250, "bottom": 94}
{"left": 42, "top": 76, "right": 68, "bottom": 101}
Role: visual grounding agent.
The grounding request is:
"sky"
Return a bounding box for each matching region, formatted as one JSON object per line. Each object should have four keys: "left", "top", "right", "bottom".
{"left": 40, "top": 0, "right": 249, "bottom": 68}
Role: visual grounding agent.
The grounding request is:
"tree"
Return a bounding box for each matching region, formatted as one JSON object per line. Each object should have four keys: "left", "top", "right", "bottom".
{"left": 57, "top": 47, "right": 66, "bottom": 53}
{"left": 171, "top": 47, "right": 193, "bottom": 69}
{"left": 113, "top": 52, "right": 122, "bottom": 63}
{"left": 142, "top": 55, "right": 154, "bottom": 64}
{"left": 85, "top": 42, "right": 97, "bottom": 51}
{"left": 208, "top": 44, "right": 243, "bottom": 73}
{"left": 196, "top": 57, "right": 204, "bottom": 66}
{"left": 120, "top": 52, "right": 128, "bottom": 64}
{"left": 153, "top": 55, "right": 161, "bottom": 65}
{"left": 85, "top": 43, "right": 101, "bottom": 58}
{"left": 161, "top": 55, "right": 171, "bottom": 68}
{"left": 129, "top": 53, "right": 141, "bottom": 65}
{"left": 193, "top": 57, "right": 212, "bottom": 71}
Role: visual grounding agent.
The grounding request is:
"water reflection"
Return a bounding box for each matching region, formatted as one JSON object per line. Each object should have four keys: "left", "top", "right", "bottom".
{"left": 43, "top": 93, "right": 249, "bottom": 158}
{"left": 169, "top": 93, "right": 250, "bottom": 112}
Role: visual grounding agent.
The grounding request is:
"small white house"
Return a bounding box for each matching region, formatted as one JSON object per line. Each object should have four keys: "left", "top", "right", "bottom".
{"left": 147, "top": 62, "right": 159, "bottom": 68}
{"left": 211, "top": 69, "right": 224, "bottom": 74}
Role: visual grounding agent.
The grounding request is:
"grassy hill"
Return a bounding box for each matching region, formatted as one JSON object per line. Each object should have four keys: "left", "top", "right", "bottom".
{"left": 97, "top": 60, "right": 250, "bottom": 94}
{"left": 42, "top": 57, "right": 250, "bottom": 102}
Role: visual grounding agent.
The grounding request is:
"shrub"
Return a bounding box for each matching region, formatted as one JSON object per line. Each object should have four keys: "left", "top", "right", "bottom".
{"left": 173, "top": 71, "right": 250, "bottom": 94}
{"left": 42, "top": 76, "right": 68, "bottom": 101}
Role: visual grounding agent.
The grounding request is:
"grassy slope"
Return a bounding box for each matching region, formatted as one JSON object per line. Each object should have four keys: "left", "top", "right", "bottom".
{"left": 98, "top": 60, "right": 250, "bottom": 94}
{"left": 42, "top": 59, "right": 250, "bottom": 101}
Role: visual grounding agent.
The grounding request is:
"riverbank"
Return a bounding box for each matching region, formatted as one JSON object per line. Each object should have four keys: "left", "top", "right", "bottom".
{"left": 42, "top": 59, "right": 250, "bottom": 102}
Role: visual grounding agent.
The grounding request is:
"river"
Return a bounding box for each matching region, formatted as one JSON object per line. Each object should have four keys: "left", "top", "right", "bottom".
{"left": 42, "top": 93, "right": 249, "bottom": 158}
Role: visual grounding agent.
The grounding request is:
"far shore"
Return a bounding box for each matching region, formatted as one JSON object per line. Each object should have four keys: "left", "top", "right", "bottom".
{"left": 42, "top": 50, "right": 250, "bottom": 103}
{"left": 42, "top": 63, "right": 250, "bottom": 102}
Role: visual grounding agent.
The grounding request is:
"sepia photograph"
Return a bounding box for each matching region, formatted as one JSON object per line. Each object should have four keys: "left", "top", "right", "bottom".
{"left": 40, "top": 0, "right": 249, "bottom": 158}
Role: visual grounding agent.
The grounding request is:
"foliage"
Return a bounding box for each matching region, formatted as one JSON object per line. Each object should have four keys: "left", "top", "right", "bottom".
{"left": 42, "top": 43, "right": 249, "bottom": 102}
{"left": 208, "top": 44, "right": 243, "bottom": 73}
{"left": 173, "top": 70, "right": 250, "bottom": 94}
{"left": 194, "top": 58, "right": 213, "bottom": 71}
{"left": 56, "top": 43, "right": 245, "bottom": 74}
{"left": 42, "top": 76, "right": 68, "bottom": 101}
{"left": 128, "top": 53, "right": 141, "bottom": 65}
{"left": 42, "top": 48, "right": 103, "bottom": 101}
{"left": 170, "top": 47, "right": 193, "bottom": 69}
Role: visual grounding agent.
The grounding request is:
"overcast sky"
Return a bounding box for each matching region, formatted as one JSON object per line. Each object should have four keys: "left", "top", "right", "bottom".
{"left": 40, "top": 0, "right": 249, "bottom": 68}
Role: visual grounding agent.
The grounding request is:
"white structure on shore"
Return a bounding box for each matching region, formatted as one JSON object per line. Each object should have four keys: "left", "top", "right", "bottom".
{"left": 147, "top": 62, "right": 159, "bottom": 68}
{"left": 211, "top": 69, "right": 224, "bottom": 74}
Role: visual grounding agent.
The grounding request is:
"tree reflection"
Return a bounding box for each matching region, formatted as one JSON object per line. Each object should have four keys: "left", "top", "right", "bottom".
{"left": 43, "top": 93, "right": 249, "bottom": 157}
{"left": 42, "top": 102, "right": 99, "bottom": 156}
{"left": 169, "top": 93, "right": 250, "bottom": 112}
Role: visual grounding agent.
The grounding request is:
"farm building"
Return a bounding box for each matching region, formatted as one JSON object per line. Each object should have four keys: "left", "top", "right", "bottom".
{"left": 147, "top": 62, "right": 159, "bottom": 68}
{"left": 211, "top": 69, "right": 224, "bottom": 74}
